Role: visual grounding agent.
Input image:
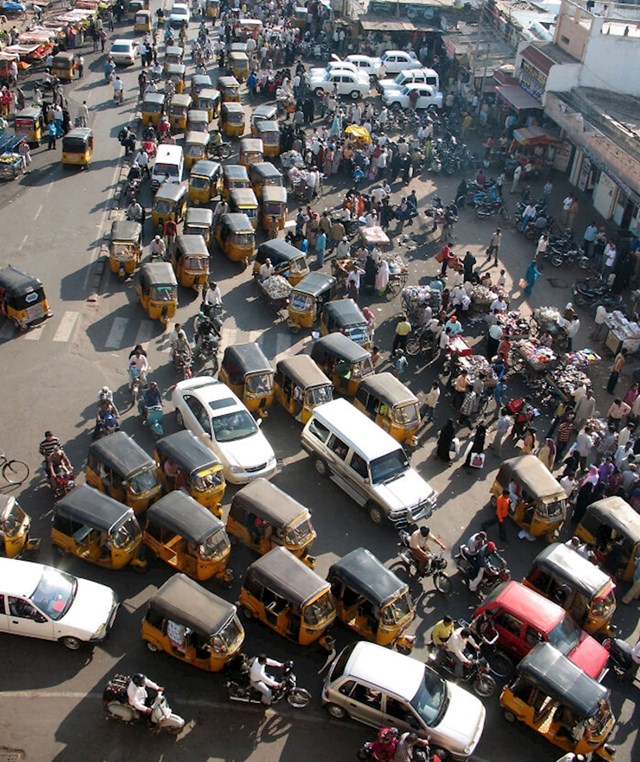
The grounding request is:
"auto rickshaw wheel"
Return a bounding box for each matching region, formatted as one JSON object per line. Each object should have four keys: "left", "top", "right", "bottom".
{"left": 61, "top": 636, "right": 82, "bottom": 651}
{"left": 489, "top": 494, "right": 497, "bottom": 508}
{"left": 175, "top": 409, "right": 185, "bottom": 428}
{"left": 367, "top": 502, "right": 385, "bottom": 525}
{"left": 145, "top": 640, "right": 158, "bottom": 652}
{"left": 241, "top": 606, "right": 254, "bottom": 621}
{"left": 324, "top": 702, "right": 347, "bottom": 720}
{"left": 502, "top": 709, "right": 516, "bottom": 723}
{"left": 313, "top": 457, "right": 329, "bottom": 477}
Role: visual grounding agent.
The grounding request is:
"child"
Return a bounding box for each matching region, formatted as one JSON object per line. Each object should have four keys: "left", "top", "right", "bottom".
{"left": 371, "top": 345, "right": 381, "bottom": 367}
{"left": 497, "top": 269, "right": 507, "bottom": 291}
{"left": 393, "top": 349, "right": 408, "bottom": 378}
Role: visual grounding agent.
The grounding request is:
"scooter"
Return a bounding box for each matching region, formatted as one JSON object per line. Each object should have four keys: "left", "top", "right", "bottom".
{"left": 225, "top": 656, "right": 312, "bottom": 709}
{"left": 103, "top": 674, "right": 185, "bottom": 735}
{"left": 602, "top": 637, "right": 640, "bottom": 682}
{"left": 454, "top": 545, "right": 511, "bottom": 597}
{"left": 144, "top": 405, "right": 164, "bottom": 438}
{"left": 427, "top": 646, "right": 497, "bottom": 697}
{"left": 392, "top": 530, "right": 452, "bottom": 594}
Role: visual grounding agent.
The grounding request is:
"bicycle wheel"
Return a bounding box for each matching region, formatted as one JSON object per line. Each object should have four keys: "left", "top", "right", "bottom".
{"left": 3, "top": 459, "right": 29, "bottom": 485}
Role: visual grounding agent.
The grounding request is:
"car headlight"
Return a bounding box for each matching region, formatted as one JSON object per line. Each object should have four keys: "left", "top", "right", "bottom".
{"left": 92, "top": 623, "right": 107, "bottom": 641}
{"left": 229, "top": 465, "right": 244, "bottom": 474}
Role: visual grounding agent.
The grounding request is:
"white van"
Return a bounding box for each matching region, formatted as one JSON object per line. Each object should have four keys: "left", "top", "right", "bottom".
{"left": 151, "top": 144, "right": 184, "bottom": 189}
{"left": 300, "top": 398, "right": 437, "bottom": 526}
{"left": 378, "top": 67, "right": 440, "bottom": 94}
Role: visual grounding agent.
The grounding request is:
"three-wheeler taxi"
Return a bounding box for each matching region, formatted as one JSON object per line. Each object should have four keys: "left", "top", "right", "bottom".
{"left": 500, "top": 643, "right": 616, "bottom": 761}
{"left": 206, "top": 0, "right": 220, "bottom": 17}
{"left": 86, "top": 432, "right": 161, "bottom": 514}
{"left": 166, "top": 63, "right": 186, "bottom": 94}
{"left": 489, "top": 456, "right": 567, "bottom": 543}
{"left": 168, "top": 92, "right": 191, "bottom": 132}
{"left": 354, "top": 373, "right": 420, "bottom": 447}
{"left": 127, "top": 0, "right": 146, "bottom": 21}
{"left": 61, "top": 128, "right": 93, "bottom": 169}
{"left": 187, "top": 108, "right": 210, "bottom": 135}
{"left": 251, "top": 104, "right": 278, "bottom": 136}
{"left": 196, "top": 88, "right": 221, "bottom": 121}
{"left": 219, "top": 342, "right": 274, "bottom": 417}
{"left": 154, "top": 430, "right": 225, "bottom": 515}
{"left": 0, "top": 494, "right": 40, "bottom": 558}
{"left": 142, "top": 92, "right": 165, "bottom": 126}
{"left": 524, "top": 543, "right": 616, "bottom": 636}
{"left": 184, "top": 131, "right": 210, "bottom": 170}
{"left": 188, "top": 160, "right": 221, "bottom": 205}
{"left": 172, "top": 234, "right": 210, "bottom": 291}
{"left": 217, "top": 75, "right": 241, "bottom": 103}
{"left": 109, "top": 220, "right": 142, "bottom": 280}
{"left": 221, "top": 102, "right": 246, "bottom": 138}
{"left": 190, "top": 73, "right": 213, "bottom": 100}
{"left": 274, "top": 355, "right": 333, "bottom": 424}
{"left": 223, "top": 164, "right": 251, "bottom": 200}
{"left": 14, "top": 106, "right": 44, "bottom": 146}
{"left": 137, "top": 261, "right": 178, "bottom": 323}
{"left": 141, "top": 573, "right": 245, "bottom": 672}
{"left": 239, "top": 547, "right": 336, "bottom": 648}
{"left": 151, "top": 183, "right": 188, "bottom": 232}
{"left": 328, "top": 547, "right": 416, "bottom": 653}
{"left": 184, "top": 206, "right": 214, "bottom": 246}
{"left": 320, "top": 298, "right": 371, "bottom": 348}
{"left": 260, "top": 186, "right": 287, "bottom": 232}
{"left": 287, "top": 272, "right": 337, "bottom": 331}
{"left": 164, "top": 45, "right": 184, "bottom": 73}
{"left": 52, "top": 484, "right": 146, "bottom": 570}
{"left": 250, "top": 161, "right": 284, "bottom": 197}
{"left": 216, "top": 213, "right": 255, "bottom": 264}
{"left": 229, "top": 187, "right": 259, "bottom": 230}
{"left": 238, "top": 137, "right": 264, "bottom": 167}
{"left": 143, "top": 491, "right": 232, "bottom": 584}
{"left": 227, "top": 477, "right": 317, "bottom": 565}
{"left": 134, "top": 9, "right": 152, "bottom": 33}
{"left": 310, "top": 333, "right": 375, "bottom": 397}
{"left": 255, "top": 120, "right": 280, "bottom": 158}
{"left": 229, "top": 51, "right": 249, "bottom": 82}
{"left": 51, "top": 51, "right": 75, "bottom": 81}
{"left": 0, "top": 266, "right": 52, "bottom": 331}
{"left": 254, "top": 240, "right": 309, "bottom": 286}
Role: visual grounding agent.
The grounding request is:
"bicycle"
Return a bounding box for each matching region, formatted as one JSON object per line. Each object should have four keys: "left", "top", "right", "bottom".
{"left": 0, "top": 450, "right": 30, "bottom": 485}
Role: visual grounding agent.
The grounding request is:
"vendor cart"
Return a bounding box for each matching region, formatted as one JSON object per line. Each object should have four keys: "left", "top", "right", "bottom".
{"left": 511, "top": 339, "right": 558, "bottom": 377}
{"left": 0, "top": 153, "right": 23, "bottom": 180}
{"left": 401, "top": 285, "right": 442, "bottom": 325}
{"left": 531, "top": 306, "right": 567, "bottom": 351}
{"left": 256, "top": 274, "right": 291, "bottom": 314}
{"left": 497, "top": 310, "right": 530, "bottom": 339}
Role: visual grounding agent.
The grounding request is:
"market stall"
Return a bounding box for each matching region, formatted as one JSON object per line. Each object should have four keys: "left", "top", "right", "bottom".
{"left": 497, "top": 310, "right": 530, "bottom": 339}
{"left": 455, "top": 353, "right": 498, "bottom": 388}
{"left": 512, "top": 339, "right": 557, "bottom": 376}
{"left": 469, "top": 283, "right": 497, "bottom": 313}
{"left": 401, "top": 285, "right": 443, "bottom": 325}
{"left": 509, "top": 126, "right": 560, "bottom": 174}
{"left": 531, "top": 305, "right": 568, "bottom": 351}
{"left": 603, "top": 310, "right": 640, "bottom": 355}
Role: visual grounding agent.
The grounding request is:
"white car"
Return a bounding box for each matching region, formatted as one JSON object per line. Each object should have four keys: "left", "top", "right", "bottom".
{"left": 309, "top": 70, "right": 370, "bottom": 100}
{"left": 172, "top": 377, "right": 278, "bottom": 484}
{"left": 379, "top": 50, "right": 423, "bottom": 76}
{"left": 382, "top": 84, "right": 443, "bottom": 110}
{"left": 170, "top": 3, "right": 190, "bottom": 27}
{"left": 343, "top": 54, "right": 380, "bottom": 78}
{"left": 309, "top": 60, "right": 361, "bottom": 81}
{"left": 110, "top": 39, "right": 139, "bottom": 66}
{"left": 0, "top": 557, "right": 119, "bottom": 650}
{"left": 378, "top": 67, "right": 440, "bottom": 94}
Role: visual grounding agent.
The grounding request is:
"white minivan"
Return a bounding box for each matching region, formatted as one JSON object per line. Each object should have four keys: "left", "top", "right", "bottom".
{"left": 378, "top": 68, "right": 440, "bottom": 94}
{"left": 151, "top": 144, "right": 184, "bottom": 190}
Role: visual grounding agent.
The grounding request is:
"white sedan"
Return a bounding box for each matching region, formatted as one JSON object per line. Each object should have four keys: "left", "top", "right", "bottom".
{"left": 309, "top": 70, "right": 370, "bottom": 100}
{"left": 110, "top": 39, "right": 139, "bottom": 66}
{"left": 172, "top": 377, "right": 278, "bottom": 484}
{"left": 343, "top": 54, "right": 381, "bottom": 78}
{"left": 309, "top": 60, "right": 361, "bottom": 81}
{"left": 170, "top": 3, "right": 190, "bottom": 27}
{"left": 382, "top": 84, "right": 443, "bottom": 110}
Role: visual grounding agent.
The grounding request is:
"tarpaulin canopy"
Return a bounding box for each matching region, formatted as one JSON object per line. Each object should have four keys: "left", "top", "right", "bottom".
{"left": 512, "top": 126, "right": 559, "bottom": 145}
{"left": 496, "top": 84, "right": 543, "bottom": 111}
{"left": 345, "top": 125, "right": 371, "bottom": 143}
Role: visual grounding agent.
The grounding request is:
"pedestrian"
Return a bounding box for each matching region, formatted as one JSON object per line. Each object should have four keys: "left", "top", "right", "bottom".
{"left": 492, "top": 408, "right": 512, "bottom": 457}
{"left": 486, "top": 314, "right": 502, "bottom": 359}
{"left": 608, "top": 398, "right": 631, "bottom": 430}
{"left": 464, "top": 424, "right": 486, "bottom": 467}
{"left": 593, "top": 227, "right": 607, "bottom": 271}
{"left": 47, "top": 121, "right": 57, "bottom": 150}
{"left": 565, "top": 315, "right": 580, "bottom": 352}
{"left": 482, "top": 488, "right": 509, "bottom": 542}
{"left": 535, "top": 232, "right": 549, "bottom": 267}
{"left": 493, "top": 377, "right": 507, "bottom": 408}
{"left": 543, "top": 179, "right": 553, "bottom": 206}
{"left": 510, "top": 164, "right": 522, "bottom": 194}
{"left": 436, "top": 419, "right": 456, "bottom": 464}
{"left": 77, "top": 100, "right": 89, "bottom": 128}
{"left": 602, "top": 240, "right": 618, "bottom": 281}
{"left": 621, "top": 554, "right": 640, "bottom": 604}
{"left": 575, "top": 426, "right": 594, "bottom": 471}
{"left": 568, "top": 196, "right": 579, "bottom": 230}
{"left": 538, "top": 438, "right": 557, "bottom": 470}
{"left": 560, "top": 194, "right": 573, "bottom": 227}
{"left": 459, "top": 389, "right": 478, "bottom": 427}
{"left": 591, "top": 304, "right": 608, "bottom": 340}
{"left": 521, "top": 427, "right": 536, "bottom": 455}
{"left": 422, "top": 382, "right": 440, "bottom": 424}
{"left": 393, "top": 349, "right": 408, "bottom": 378}
{"left": 391, "top": 314, "right": 412, "bottom": 355}
{"left": 462, "top": 250, "right": 476, "bottom": 282}
{"left": 522, "top": 259, "right": 541, "bottom": 297}
{"left": 583, "top": 221, "right": 597, "bottom": 257}
{"left": 315, "top": 230, "right": 327, "bottom": 268}
{"left": 486, "top": 228, "right": 501, "bottom": 267}
{"left": 555, "top": 417, "right": 574, "bottom": 463}
{"left": 606, "top": 350, "right": 626, "bottom": 395}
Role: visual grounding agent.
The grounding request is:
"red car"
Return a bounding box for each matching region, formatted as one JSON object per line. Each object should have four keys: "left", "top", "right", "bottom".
{"left": 473, "top": 581, "right": 609, "bottom": 680}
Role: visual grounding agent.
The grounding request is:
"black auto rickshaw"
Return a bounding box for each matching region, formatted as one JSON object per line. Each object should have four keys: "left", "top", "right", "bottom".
{"left": 0, "top": 265, "right": 52, "bottom": 331}
{"left": 219, "top": 342, "right": 274, "bottom": 417}
{"left": 249, "top": 161, "right": 284, "bottom": 197}
{"left": 109, "top": 220, "right": 142, "bottom": 280}
{"left": 223, "top": 164, "right": 251, "bottom": 200}
{"left": 328, "top": 547, "right": 416, "bottom": 653}
{"left": 61, "top": 127, "right": 93, "bottom": 169}
{"left": 141, "top": 92, "right": 165, "bottom": 126}
{"left": 227, "top": 477, "right": 317, "bottom": 565}
{"left": 576, "top": 496, "right": 640, "bottom": 582}
{"left": 310, "top": 333, "right": 375, "bottom": 397}
{"left": 260, "top": 186, "right": 288, "bottom": 232}
{"left": 251, "top": 104, "right": 278, "bottom": 136}
{"left": 216, "top": 212, "right": 255, "bottom": 265}
{"left": 221, "top": 102, "right": 246, "bottom": 138}
{"left": 188, "top": 160, "right": 222, "bottom": 206}
{"left": 196, "top": 88, "right": 221, "bottom": 122}
{"left": 164, "top": 45, "right": 184, "bottom": 72}
{"left": 229, "top": 187, "right": 259, "bottom": 230}
{"left": 51, "top": 484, "right": 146, "bottom": 570}
{"left": 354, "top": 373, "right": 420, "bottom": 447}
{"left": 217, "top": 75, "right": 241, "bottom": 103}
{"left": 154, "top": 430, "right": 225, "bottom": 515}
{"left": 166, "top": 63, "right": 186, "bottom": 94}
{"left": 86, "top": 432, "right": 162, "bottom": 514}
{"left": 141, "top": 573, "right": 245, "bottom": 672}
{"left": 500, "top": 643, "right": 616, "bottom": 761}
{"left": 172, "top": 234, "right": 210, "bottom": 291}
{"left": 14, "top": 106, "right": 44, "bottom": 146}
{"left": 184, "top": 207, "right": 214, "bottom": 246}
{"left": 50, "top": 51, "right": 75, "bottom": 81}
{"left": 168, "top": 92, "right": 192, "bottom": 132}
{"left": 524, "top": 543, "right": 617, "bottom": 636}
{"left": 239, "top": 547, "right": 336, "bottom": 648}
{"left": 287, "top": 272, "right": 337, "bottom": 332}
{"left": 274, "top": 355, "right": 333, "bottom": 424}
{"left": 320, "top": 298, "right": 371, "bottom": 348}
{"left": 190, "top": 73, "right": 213, "bottom": 100}
{"left": 136, "top": 261, "right": 178, "bottom": 323}
{"left": 0, "top": 494, "right": 40, "bottom": 558}
{"left": 255, "top": 120, "right": 280, "bottom": 159}
{"left": 143, "top": 491, "right": 232, "bottom": 584}
{"left": 253, "top": 239, "right": 309, "bottom": 286}
{"left": 151, "top": 183, "right": 188, "bottom": 232}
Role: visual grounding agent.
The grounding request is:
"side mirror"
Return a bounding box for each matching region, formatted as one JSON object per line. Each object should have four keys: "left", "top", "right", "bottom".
{"left": 256, "top": 418, "right": 262, "bottom": 428}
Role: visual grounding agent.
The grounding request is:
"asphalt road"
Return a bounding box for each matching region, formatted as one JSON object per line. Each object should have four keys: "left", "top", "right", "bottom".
{"left": 0, "top": 9, "right": 639, "bottom": 762}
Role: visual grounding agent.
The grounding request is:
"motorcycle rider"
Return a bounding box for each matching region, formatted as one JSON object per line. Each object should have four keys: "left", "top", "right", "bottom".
{"left": 431, "top": 615, "right": 455, "bottom": 648}
{"left": 94, "top": 387, "right": 120, "bottom": 438}
{"left": 169, "top": 323, "right": 189, "bottom": 359}
{"left": 445, "top": 626, "right": 479, "bottom": 678}
{"left": 193, "top": 312, "right": 219, "bottom": 357}
{"left": 39, "top": 430, "right": 62, "bottom": 464}
{"left": 461, "top": 530, "right": 487, "bottom": 561}
{"left": 409, "top": 526, "right": 445, "bottom": 574}
{"left": 126, "top": 198, "right": 144, "bottom": 224}
{"left": 143, "top": 381, "right": 162, "bottom": 410}
{"left": 47, "top": 446, "right": 72, "bottom": 490}
{"left": 394, "top": 731, "right": 432, "bottom": 762}
{"left": 468, "top": 540, "right": 499, "bottom": 592}
{"left": 249, "top": 654, "right": 283, "bottom": 705}
{"left": 128, "top": 349, "right": 149, "bottom": 386}
{"left": 149, "top": 234, "right": 166, "bottom": 261}
{"left": 203, "top": 279, "right": 223, "bottom": 310}
{"left": 127, "top": 673, "right": 163, "bottom": 716}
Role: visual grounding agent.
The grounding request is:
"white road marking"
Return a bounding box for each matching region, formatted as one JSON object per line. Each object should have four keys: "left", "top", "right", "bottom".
{"left": 133, "top": 319, "right": 154, "bottom": 347}
{"left": 52, "top": 311, "right": 79, "bottom": 342}
{"left": 34, "top": 204, "right": 43, "bottom": 221}
{"left": 46, "top": 182, "right": 53, "bottom": 194}
{"left": 23, "top": 324, "right": 44, "bottom": 341}
{"left": 18, "top": 234, "right": 28, "bottom": 251}
{"left": 105, "top": 316, "right": 128, "bottom": 349}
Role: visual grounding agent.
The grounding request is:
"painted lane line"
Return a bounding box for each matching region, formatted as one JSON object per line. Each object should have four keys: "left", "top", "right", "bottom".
{"left": 105, "top": 316, "right": 128, "bottom": 349}
{"left": 17, "top": 234, "right": 28, "bottom": 251}
{"left": 34, "top": 204, "right": 43, "bottom": 221}
{"left": 133, "top": 319, "right": 154, "bottom": 348}
{"left": 23, "top": 324, "right": 44, "bottom": 341}
{"left": 52, "top": 311, "right": 79, "bottom": 342}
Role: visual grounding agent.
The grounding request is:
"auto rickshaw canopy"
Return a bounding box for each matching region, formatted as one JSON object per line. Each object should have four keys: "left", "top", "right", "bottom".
{"left": 585, "top": 496, "right": 640, "bottom": 541}
{"left": 154, "top": 182, "right": 188, "bottom": 205}
{"left": 496, "top": 455, "right": 565, "bottom": 502}
{"left": 15, "top": 106, "right": 42, "bottom": 122}
{"left": 222, "top": 342, "right": 273, "bottom": 376}
{"left": 61, "top": 127, "right": 92, "bottom": 151}
{"left": 110, "top": 220, "right": 142, "bottom": 245}
{"left": 222, "top": 102, "right": 245, "bottom": 116}
{"left": 293, "top": 271, "right": 337, "bottom": 297}
{"left": 229, "top": 51, "right": 249, "bottom": 65}
{"left": 261, "top": 185, "right": 287, "bottom": 204}
{"left": 142, "top": 92, "right": 165, "bottom": 109}
{"left": 198, "top": 88, "right": 220, "bottom": 106}
{"left": 256, "top": 239, "right": 306, "bottom": 267}
{"left": 176, "top": 234, "right": 210, "bottom": 258}
{"left": 165, "top": 45, "right": 184, "bottom": 61}
{"left": 329, "top": 547, "right": 408, "bottom": 608}
{"left": 358, "top": 372, "right": 418, "bottom": 409}
{"left": 155, "top": 430, "right": 221, "bottom": 475}
{"left": 323, "top": 298, "right": 367, "bottom": 328}
{"left": 191, "top": 73, "right": 213, "bottom": 91}
{"left": 52, "top": 51, "right": 75, "bottom": 66}
{"left": 55, "top": 484, "right": 136, "bottom": 533}
{"left": 190, "top": 159, "right": 221, "bottom": 179}
{"left": 149, "top": 573, "right": 238, "bottom": 637}
{"left": 224, "top": 164, "right": 250, "bottom": 182}
{"left": 0, "top": 265, "right": 45, "bottom": 300}
{"left": 252, "top": 104, "right": 278, "bottom": 124}
{"left": 344, "top": 125, "right": 372, "bottom": 143}
{"left": 89, "top": 431, "right": 157, "bottom": 480}
{"left": 245, "top": 546, "right": 330, "bottom": 607}
{"left": 147, "top": 491, "right": 225, "bottom": 545}
{"left": 240, "top": 138, "right": 264, "bottom": 154}
{"left": 139, "top": 261, "right": 178, "bottom": 287}
{"left": 276, "top": 355, "right": 331, "bottom": 390}
{"left": 166, "top": 62, "right": 186, "bottom": 78}
{"left": 531, "top": 543, "right": 614, "bottom": 600}
{"left": 515, "top": 643, "right": 610, "bottom": 718}
{"left": 218, "top": 76, "right": 240, "bottom": 91}
{"left": 220, "top": 212, "right": 253, "bottom": 233}
{"left": 185, "top": 206, "right": 214, "bottom": 229}
{"left": 256, "top": 120, "right": 280, "bottom": 137}
{"left": 311, "top": 332, "right": 371, "bottom": 363}
{"left": 185, "top": 131, "right": 210, "bottom": 148}
{"left": 230, "top": 187, "right": 258, "bottom": 207}
{"left": 250, "top": 162, "right": 282, "bottom": 183}
{"left": 171, "top": 93, "right": 192, "bottom": 110}
{"left": 232, "top": 477, "right": 311, "bottom": 531}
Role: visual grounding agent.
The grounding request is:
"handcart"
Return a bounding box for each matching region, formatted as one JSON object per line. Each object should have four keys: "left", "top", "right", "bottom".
{"left": 256, "top": 274, "right": 291, "bottom": 315}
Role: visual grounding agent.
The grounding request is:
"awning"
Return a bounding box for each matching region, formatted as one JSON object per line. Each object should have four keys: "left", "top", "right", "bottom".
{"left": 359, "top": 19, "right": 439, "bottom": 33}
{"left": 512, "top": 126, "right": 559, "bottom": 145}
{"left": 520, "top": 45, "right": 554, "bottom": 76}
{"left": 496, "top": 84, "right": 543, "bottom": 111}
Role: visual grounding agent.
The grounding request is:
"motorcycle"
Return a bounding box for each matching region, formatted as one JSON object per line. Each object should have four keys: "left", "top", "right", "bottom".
{"left": 358, "top": 729, "right": 439, "bottom": 761}
{"left": 53, "top": 468, "right": 76, "bottom": 502}
{"left": 602, "top": 637, "right": 639, "bottom": 682}
{"left": 209, "top": 141, "right": 232, "bottom": 160}
{"left": 392, "top": 530, "right": 452, "bottom": 594}
{"left": 225, "top": 656, "right": 312, "bottom": 709}
{"left": 549, "top": 246, "right": 590, "bottom": 269}
{"left": 454, "top": 544, "right": 511, "bottom": 597}
{"left": 129, "top": 367, "right": 142, "bottom": 406}
{"left": 174, "top": 349, "right": 193, "bottom": 381}
{"left": 572, "top": 277, "right": 622, "bottom": 310}
{"left": 475, "top": 200, "right": 509, "bottom": 220}
{"left": 194, "top": 334, "right": 219, "bottom": 372}
{"left": 94, "top": 411, "right": 120, "bottom": 440}
{"left": 138, "top": 402, "right": 164, "bottom": 438}
{"left": 103, "top": 674, "right": 185, "bottom": 735}
{"left": 427, "top": 645, "right": 497, "bottom": 697}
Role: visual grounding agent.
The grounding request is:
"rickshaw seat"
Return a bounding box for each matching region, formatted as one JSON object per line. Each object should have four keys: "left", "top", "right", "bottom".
{"left": 165, "top": 535, "right": 185, "bottom": 551}
{"left": 73, "top": 526, "right": 93, "bottom": 545}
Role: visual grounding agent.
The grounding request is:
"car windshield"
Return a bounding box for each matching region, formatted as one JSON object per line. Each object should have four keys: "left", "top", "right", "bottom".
{"left": 548, "top": 615, "right": 582, "bottom": 655}
{"left": 31, "top": 567, "right": 77, "bottom": 621}
{"left": 370, "top": 449, "right": 409, "bottom": 484}
{"left": 410, "top": 668, "right": 447, "bottom": 727}
{"left": 400, "top": 86, "right": 410, "bottom": 95}
{"left": 211, "top": 409, "right": 258, "bottom": 442}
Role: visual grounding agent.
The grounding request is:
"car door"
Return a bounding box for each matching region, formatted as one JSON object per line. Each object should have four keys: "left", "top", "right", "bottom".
{"left": 493, "top": 610, "right": 528, "bottom": 660}
{"left": 416, "top": 88, "right": 432, "bottom": 109}
{"left": 338, "top": 679, "right": 384, "bottom": 726}
{"left": 6, "top": 596, "right": 54, "bottom": 641}
{"left": 383, "top": 695, "right": 424, "bottom": 735}
{"left": 182, "top": 394, "right": 210, "bottom": 438}
{"left": 330, "top": 74, "right": 341, "bottom": 93}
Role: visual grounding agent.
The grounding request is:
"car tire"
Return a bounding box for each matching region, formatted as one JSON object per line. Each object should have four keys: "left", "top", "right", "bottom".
{"left": 503, "top": 709, "right": 517, "bottom": 723}
{"left": 241, "top": 606, "right": 254, "bottom": 621}
{"left": 145, "top": 640, "right": 158, "bottom": 652}
{"left": 325, "top": 702, "right": 348, "bottom": 719}
{"left": 367, "top": 502, "right": 385, "bottom": 525}
{"left": 350, "top": 90, "right": 360, "bottom": 100}
{"left": 314, "top": 88, "right": 324, "bottom": 97}
{"left": 61, "top": 636, "right": 82, "bottom": 651}
{"left": 175, "top": 408, "right": 184, "bottom": 428}
{"left": 314, "top": 456, "right": 329, "bottom": 477}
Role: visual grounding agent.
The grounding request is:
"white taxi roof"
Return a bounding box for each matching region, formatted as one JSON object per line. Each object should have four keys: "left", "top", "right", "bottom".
{"left": 0, "top": 557, "right": 45, "bottom": 599}
{"left": 344, "top": 641, "right": 423, "bottom": 699}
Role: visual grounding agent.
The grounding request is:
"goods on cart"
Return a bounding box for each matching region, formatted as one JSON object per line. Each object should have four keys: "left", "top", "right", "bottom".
{"left": 0, "top": 152, "right": 23, "bottom": 180}
{"left": 564, "top": 349, "right": 601, "bottom": 369}
{"left": 545, "top": 364, "right": 591, "bottom": 402}
{"left": 457, "top": 354, "right": 498, "bottom": 388}
{"left": 280, "top": 150, "right": 304, "bottom": 170}
{"left": 513, "top": 339, "right": 557, "bottom": 372}
{"left": 603, "top": 310, "right": 640, "bottom": 355}
{"left": 497, "top": 310, "right": 530, "bottom": 338}
{"left": 257, "top": 274, "right": 291, "bottom": 312}
{"left": 470, "top": 284, "right": 497, "bottom": 311}
{"left": 401, "top": 285, "right": 442, "bottom": 322}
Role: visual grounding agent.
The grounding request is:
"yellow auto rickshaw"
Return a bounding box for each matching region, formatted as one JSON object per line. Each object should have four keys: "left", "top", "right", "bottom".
{"left": 141, "top": 92, "right": 165, "bottom": 126}
{"left": 500, "top": 643, "right": 616, "bottom": 761}
{"left": 229, "top": 51, "right": 249, "bottom": 82}
{"left": 250, "top": 104, "right": 278, "bottom": 137}
{"left": 217, "top": 75, "right": 241, "bottom": 103}
{"left": 134, "top": 9, "right": 152, "bottom": 33}
{"left": 206, "top": 0, "right": 220, "bottom": 17}
{"left": 166, "top": 62, "right": 186, "bottom": 94}
{"left": 50, "top": 51, "right": 75, "bottom": 81}
{"left": 184, "top": 206, "right": 214, "bottom": 246}
{"left": 109, "top": 220, "right": 142, "bottom": 280}
{"left": 216, "top": 212, "right": 255, "bottom": 264}
{"left": 190, "top": 72, "right": 212, "bottom": 97}
{"left": 354, "top": 373, "right": 420, "bottom": 447}
{"left": 310, "top": 333, "right": 375, "bottom": 397}
{"left": 227, "top": 477, "right": 317, "bottom": 565}
{"left": 0, "top": 266, "right": 52, "bottom": 331}
{"left": 143, "top": 491, "right": 232, "bottom": 584}
{"left": 51, "top": 484, "right": 146, "bottom": 570}
{"left": 219, "top": 342, "right": 274, "bottom": 416}
{"left": 250, "top": 161, "right": 284, "bottom": 196}
{"left": 293, "top": 6, "right": 307, "bottom": 28}
{"left": 234, "top": 18, "right": 263, "bottom": 41}
{"left": 196, "top": 88, "right": 221, "bottom": 122}
{"left": 164, "top": 45, "right": 184, "bottom": 73}
{"left": 189, "top": 159, "right": 222, "bottom": 206}
{"left": 524, "top": 543, "right": 617, "bottom": 636}
{"left": 127, "top": 0, "right": 145, "bottom": 21}
{"left": 320, "top": 298, "right": 372, "bottom": 348}
{"left": 86, "top": 432, "right": 162, "bottom": 514}
{"left": 260, "top": 185, "right": 287, "bottom": 231}
{"left": 221, "top": 102, "right": 246, "bottom": 139}
{"left": 274, "top": 355, "right": 333, "bottom": 424}
{"left": 61, "top": 127, "right": 93, "bottom": 169}
{"left": 168, "top": 92, "right": 191, "bottom": 132}
{"left": 238, "top": 137, "right": 264, "bottom": 168}
{"left": 0, "top": 494, "right": 40, "bottom": 558}
{"left": 154, "top": 430, "right": 225, "bottom": 515}
{"left": 239, "top": 547, "right": 335, "bottom": 648}
{"left": 136, "top": 261, "right": 178, "bottom": 324}
{"left": 328, "top": 548, "right": 416, "bottom": 653}
{"left": 172, "top": 234, "right": 210, "bottom": 290}
{"left": 184, "top": 130, "right": 211, "bottom": 170}
{"left": 287, "top": 272, "right": 337, "bottom": 331}
{"left": 254, "top": 239, "right": 309, "bottom": 286}
{"left": 229, "top": 187, "right": 259, "bottom": 230}
{"left": 223, "top": 164, "right": 251, "bottom": 200}
{"left": 141, "top": 573, "right": 245, "bottom": 672}
{"left": 255, "top": 120, "right": 280, "bottom": 158}
{"left": 187, "top": 108, "right": 210, "bottom": 135}
{"left": 14, "top": 106, "right": 44, "bottom": 146}
{"left": 489, "top": 455, "right": 567, "bottom": 543}
{"left": 151, "top": 182, "right": 188, "bottom": 231}
{"left": 576, "top": 496, "right": 640, "bottom": 582}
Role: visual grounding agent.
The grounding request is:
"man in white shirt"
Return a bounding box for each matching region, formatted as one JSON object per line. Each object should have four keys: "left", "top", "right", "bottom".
{"left": 591, "top": 304, "right": 608, "bottom": 340}
{"left": 445, "top": 627, "right": 478, "bottom": 677}
{"left": 259, "top": 258, "right": 274, "bottom": 281}
{"left": 127, "top": 673, "right": 162, "bottom": 715}
{"left": 409, "top": 526, "right": 445, "bottom": 573}
{"left": 489, "top": 296, "right": 507, "bottom": 313}
{"left": 565, "top": 316, "right": 580, "bottom": 352}
{"left": 150, "top": 235, "right": 166, "bottom": 260}
{"left": 204, "top": 280, "right": 222, "bottom": 307}
{"left": 249, "top": 654, "right": 283, "bottom": 704}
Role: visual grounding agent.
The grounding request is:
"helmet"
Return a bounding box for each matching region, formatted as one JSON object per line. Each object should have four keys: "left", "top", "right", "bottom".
{"left": 477, "top": 531, "right": 487, "bottom": 541}
{"left": 132, "top": 673, "right": 146, "bottom": 687}
{"left": 420, "top": 526, "right": 430, "bottom": 537}
{"left": 154, "top": 234, "right": 161, "bottom": 241}
{"left": 209, "top": 280, "right": 217, "bottom": 289}
{"left": 150, "top": 381, "right": 158, "bottom": 389}
{"left": 487, "top": 541, "right": 497, "bottom": 553}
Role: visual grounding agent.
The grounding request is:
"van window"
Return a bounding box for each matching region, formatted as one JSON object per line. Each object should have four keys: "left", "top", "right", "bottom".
{"left": 308, "top": 418, "right": 330, "bottom": 443}
{"left": 338, "top": 679, "right": 357, "bottom": 697}
{"left": 328, "top": 435, "right": 348, "bottom": 460}
{"left": 495, "top": 611, "right": 522, "bottom": 638}
{"left": 349, "top": 453, "right": 368, "bottom": 479}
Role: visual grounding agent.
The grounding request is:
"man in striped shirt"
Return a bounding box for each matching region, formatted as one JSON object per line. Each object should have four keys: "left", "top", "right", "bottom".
{"left": 39, "top": 431, "right": 61, "bottom": 462}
